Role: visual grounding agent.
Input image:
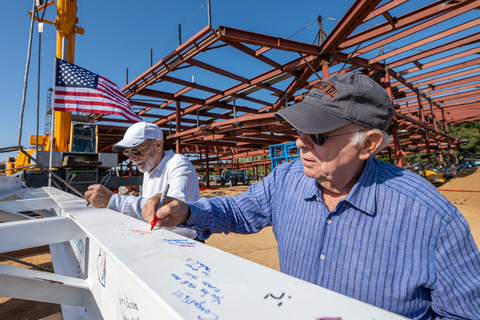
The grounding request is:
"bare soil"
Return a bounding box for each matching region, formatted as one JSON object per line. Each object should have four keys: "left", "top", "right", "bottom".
{"left": 438, "top": 169, "right": 480, "bottom": 243}
{"left": 1, "top": 176, "right": 479, "bottom": 319}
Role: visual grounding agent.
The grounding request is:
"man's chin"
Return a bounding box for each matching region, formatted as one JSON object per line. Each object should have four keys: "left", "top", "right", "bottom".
{"left": 135, "top": 163, "right": 146, "bottom": 173}
{"left": 302, "top": 165, "right": 317, "bottom": 179}
{"left": 137, "top": 164, "right": 154, "bottom": 173}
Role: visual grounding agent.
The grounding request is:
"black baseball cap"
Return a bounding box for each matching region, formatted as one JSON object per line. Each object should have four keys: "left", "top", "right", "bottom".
{"left": 274, "top": 72, "right": 393, "bottom": 134}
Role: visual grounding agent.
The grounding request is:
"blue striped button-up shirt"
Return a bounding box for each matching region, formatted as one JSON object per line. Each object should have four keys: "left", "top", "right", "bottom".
{"left": 187, "top": 157, "right": 480, "bottom": 319}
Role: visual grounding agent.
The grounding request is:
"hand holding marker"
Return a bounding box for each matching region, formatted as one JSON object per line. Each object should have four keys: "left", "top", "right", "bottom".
{"left": 86, "top": 169, "right": 112, "bottom": 207}
{"left": 150, "top": 183, "right": 169, "bottom": 231}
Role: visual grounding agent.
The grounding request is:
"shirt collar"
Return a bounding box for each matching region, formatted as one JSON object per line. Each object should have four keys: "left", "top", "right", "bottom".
{"left": 301, "top": 157, "right": 379, "bottom": 216}
{"left": 148, "top": 149, "right": 174, "bottom": 175}
{"left": 303, "top": 178, "right": 321, "bottom": 201}
{"left": 344, "top": 156, "right": 378, "bottom": 216}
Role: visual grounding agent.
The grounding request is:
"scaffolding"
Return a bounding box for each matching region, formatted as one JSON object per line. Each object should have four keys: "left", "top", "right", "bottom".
{"left": 269, "top": 142, "right": 299, "bottom": 169}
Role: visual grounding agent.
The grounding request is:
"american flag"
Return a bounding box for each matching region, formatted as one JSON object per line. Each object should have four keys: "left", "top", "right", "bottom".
{"left": 54, "top": 58, "right": 142, "bottom": 123}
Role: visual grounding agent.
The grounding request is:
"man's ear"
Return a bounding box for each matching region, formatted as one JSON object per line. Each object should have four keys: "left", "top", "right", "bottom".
{"left": 359, "top": 131, "right": 383, "bottom": 160}
{"left": 154, "top": 138, "right": 163, "bottom": 151}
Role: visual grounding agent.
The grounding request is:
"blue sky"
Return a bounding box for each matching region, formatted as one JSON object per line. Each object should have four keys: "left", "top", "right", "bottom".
{"left": 2, "top": 0, "right": 474, "bottom": 161}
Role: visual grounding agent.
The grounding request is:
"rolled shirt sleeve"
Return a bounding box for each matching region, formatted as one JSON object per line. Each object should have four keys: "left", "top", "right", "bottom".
{"left": 186, "top": 168, "right": 276, "bottom": 239}
{"left": 107, "top": 194, "right": 147, "bottom": 221}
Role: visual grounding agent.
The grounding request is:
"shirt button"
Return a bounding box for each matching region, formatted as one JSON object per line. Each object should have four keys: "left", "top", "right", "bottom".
{"left": 326, "top": 219, "right": 332, "bottom": 225}
{"left": 316, "top": 197, "right": 320, "bottom": 202}
{"left": 320, "top": 254, "right": 326, "bottom": 260}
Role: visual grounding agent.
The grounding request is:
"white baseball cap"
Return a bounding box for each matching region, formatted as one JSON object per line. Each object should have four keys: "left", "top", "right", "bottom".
{"left": 112, "top": 122, "right": 163, "bottom": 152}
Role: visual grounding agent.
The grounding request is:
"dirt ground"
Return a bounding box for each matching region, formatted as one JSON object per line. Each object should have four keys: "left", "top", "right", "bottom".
{"left": 1, "top": 174, "right": 479, "bottom": 319}
{"left": 437, "top": 169, "right": 480, "bottom": 243}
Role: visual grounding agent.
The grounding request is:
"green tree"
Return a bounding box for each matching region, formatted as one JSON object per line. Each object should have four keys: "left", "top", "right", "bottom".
{"left": 449, "top": 121, "right": 480, "bottom": 155}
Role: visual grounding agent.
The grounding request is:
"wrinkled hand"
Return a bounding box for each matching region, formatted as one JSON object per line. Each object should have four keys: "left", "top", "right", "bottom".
{"left": 142, "top": 194, "right": 191, "bottom": 228}
{"left": 84, "top": 184, "right": 114, "bottom": 208}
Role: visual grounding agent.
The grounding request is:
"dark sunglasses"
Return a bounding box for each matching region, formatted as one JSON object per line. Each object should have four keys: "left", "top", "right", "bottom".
{"left": 123, "top": 140, "right": 153, "bottom": 157}
{"left": 295, "top": 129, "right": 365, "bottom": 146}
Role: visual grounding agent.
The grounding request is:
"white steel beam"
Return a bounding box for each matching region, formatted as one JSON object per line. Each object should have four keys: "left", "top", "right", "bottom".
{"left": 0, "top": 198, "right": 58, "bottom": 213}
{"left": 0, "top": 184, "right": 408, "bottom": 320}
{"left": 0, "top": 264, "right": 89, "bottom": 307}
{"left": 45, "top": 187, "right": 407, "bottom": 320}
{"left": 0, "top": 176, "right": 27, "bottom": 199}
{"left": 0, "top": 210, "right": 33, "bottom": 222}
{"left": 0, "top": 188, "right": 58, "bottom": 221}
{"left": 0, "top": 216, "right": 86, "bottom": 253}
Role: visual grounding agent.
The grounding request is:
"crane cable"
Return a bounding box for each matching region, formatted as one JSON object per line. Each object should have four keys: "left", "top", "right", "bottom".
{"left": 34, "top": 4, "right": 47, "bottom": 160}
{"left": 0, "top": 253, "right": 54, "bottom": 273}
{"left": 17, "top": 0, "right": 37, "bottom": 147}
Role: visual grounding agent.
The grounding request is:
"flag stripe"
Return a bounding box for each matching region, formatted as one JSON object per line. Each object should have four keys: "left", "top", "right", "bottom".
{"left": 54, "top": 104, "right": 141, "bottom": 122}
{"left": 98, "top": 77, "right": 132, "bottom": 107}
{"left": 55, "top": 91, "right": 141, "bottom": 122}
{"left": 55, "top": 100, "right": 141, "bottom": 123}
{"left": 55, "top": 89, "right": 136, "bottom": 116}
{"left": 97, "top": 80, "right": 138, "bottom": 117}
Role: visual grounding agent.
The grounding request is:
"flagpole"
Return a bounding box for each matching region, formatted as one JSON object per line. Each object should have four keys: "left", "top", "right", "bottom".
{"left": 49, "top": 58, "right": 57, "bottom": 188}
{"left": 49, "top": 92, "right": 54, "bottom": 187}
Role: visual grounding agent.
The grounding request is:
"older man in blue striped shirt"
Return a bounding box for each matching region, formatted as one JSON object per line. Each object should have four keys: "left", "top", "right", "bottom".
{"left": 144, "top": 72, "right": 480, "bottom": 319}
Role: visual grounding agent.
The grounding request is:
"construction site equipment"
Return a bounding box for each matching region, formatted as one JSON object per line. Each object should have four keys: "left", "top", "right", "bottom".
{"left": 453, "top": 162, "right": 477, "bottom": 178}
{"left": 418, "top": 154, "right": 448, "bottom": 184}
{"left": 197, "top": 174, "right": 207, "bottom": 188}
{"left": 463, "top": 154, "right": 480, "bottom": 166}
{"left": 218, "top": 169, "right": 250, "bottom": 186}
{"left": 269, "top": 142, "right": 299, "bottom": 170}
{"left": 7, "top": 0, "right": 91, "bottom": 180}
{"left": 4, "top": 1, "right": 142, "bottom": 194}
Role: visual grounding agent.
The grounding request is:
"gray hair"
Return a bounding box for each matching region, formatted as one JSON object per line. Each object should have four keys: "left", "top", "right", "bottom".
{"left": 351, "top": 126, "right": 391, "bottom": 156}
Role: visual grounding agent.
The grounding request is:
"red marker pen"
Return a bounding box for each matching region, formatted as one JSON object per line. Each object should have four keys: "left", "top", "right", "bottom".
{"left": 150, "top": 183, "right": 170, "bottom": 231}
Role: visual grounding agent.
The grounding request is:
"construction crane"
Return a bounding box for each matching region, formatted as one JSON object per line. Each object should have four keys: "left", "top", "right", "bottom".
{"left": 4, "top": 0, "right": 140, "bottom": 193}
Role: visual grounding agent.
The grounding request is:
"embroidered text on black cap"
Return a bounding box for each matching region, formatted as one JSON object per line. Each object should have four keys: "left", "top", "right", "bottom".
{"left": 311, "top": 81, "right": 339, "bottom": 99}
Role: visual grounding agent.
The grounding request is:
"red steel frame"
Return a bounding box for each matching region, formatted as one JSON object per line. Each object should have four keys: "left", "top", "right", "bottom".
{"left": 89, "top": 0, "right": 480, "bottom": 176}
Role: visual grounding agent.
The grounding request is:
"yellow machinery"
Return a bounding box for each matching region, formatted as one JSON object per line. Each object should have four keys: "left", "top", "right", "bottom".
{"left": 2, "top": 1, "right": 127, "bottom": 194}
{"left": 419, "top": 154, "right": 446, "bottom": 184}
{"left": 4, "top": 1, "right": 142, "bottom": 193}
{"left": 5, "top": 0, "right": 84, "bottom": 176}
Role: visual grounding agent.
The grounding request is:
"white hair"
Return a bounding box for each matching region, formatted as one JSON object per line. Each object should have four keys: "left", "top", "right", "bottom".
{"left": 351, "top": 126, "right": 390, "bottom": 156}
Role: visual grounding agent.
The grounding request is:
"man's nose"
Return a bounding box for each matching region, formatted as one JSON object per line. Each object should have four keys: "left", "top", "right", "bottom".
{"left": 296, "top": 133, "right": 313, "bottom": 149}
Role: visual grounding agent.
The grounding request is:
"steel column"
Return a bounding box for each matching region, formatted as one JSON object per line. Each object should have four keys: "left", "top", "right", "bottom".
{"left": 417, "top": 93, "right": 425, "bottom": 122}
{"left": 206, "top": 146, "right": 210, "bottom": 188}
{"left": 429, "top": 100, "right": 438, "bottom": 132}
{"left": 441, "top": 108, "right": 455, "bottom": 167}
{"left": 176, "top": 100, "right": 181, "bottom": 153}
{"left": 425, "top": 132, "right": 432, "bottom": 164}
{"left": 385, "top": 71, "right": 403, "bottom": 167}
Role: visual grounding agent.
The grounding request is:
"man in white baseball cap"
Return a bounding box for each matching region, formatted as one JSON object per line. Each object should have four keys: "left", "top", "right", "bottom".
{"left": 85, "top": 122, "right": 200, "bottom": 240}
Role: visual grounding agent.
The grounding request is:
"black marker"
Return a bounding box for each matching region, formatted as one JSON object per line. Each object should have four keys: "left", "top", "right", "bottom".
{"left": 86, "top": 169, "right": 112, "bottom": 207}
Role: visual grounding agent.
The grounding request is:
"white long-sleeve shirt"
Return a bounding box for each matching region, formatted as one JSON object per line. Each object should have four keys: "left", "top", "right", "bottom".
{"left": 108, "top": 150, "right": 199, "bottom": 238}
